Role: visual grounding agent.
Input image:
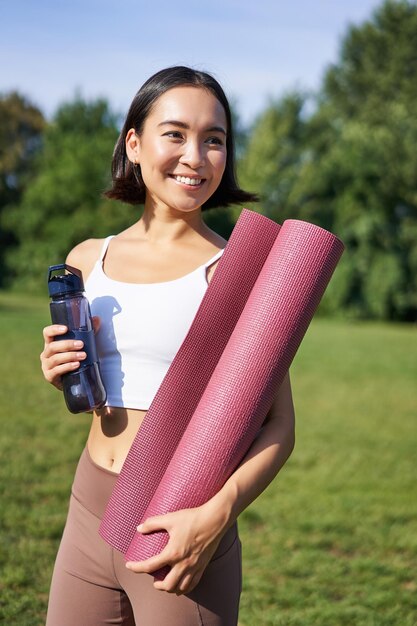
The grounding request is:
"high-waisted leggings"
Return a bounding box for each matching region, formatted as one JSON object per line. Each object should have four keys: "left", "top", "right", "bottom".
{"left": 45, "top": 446, "right": 242, "bottom": 625}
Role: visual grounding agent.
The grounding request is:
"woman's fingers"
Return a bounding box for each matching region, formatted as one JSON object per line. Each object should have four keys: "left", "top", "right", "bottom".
{"left": 153, "top": 561, "right": 202, "bottom": 595}
{"left": 40, "top": 355, "right": 83, "bottom": 387}
{"left": 126, "top": 508, "right": 218, "bottom": 594}
{"left": 40, "top": 325, "right": 86, "bottom": 388}
{"left": 44, "top": 338, "right": 84, "bottom": 358}
{"left": 45, "top": 349, "right": 86, "bottom": 369}
{"left": 177, "top": 570, "right": 202, "bottom": 594}
{"left": 126, "top": 546, "right": 174, "bottom": 575}
{"left": 42, "top": 324, "right": 67, "bottom": 344}
{"left": 126, "top": 543, "right": 203, "bottom": 594}
{"left": 177, "top": 573, "right": 194, "bottom": 594}
{"left": 45, "top": 360, "right": 82, "bottom": 387}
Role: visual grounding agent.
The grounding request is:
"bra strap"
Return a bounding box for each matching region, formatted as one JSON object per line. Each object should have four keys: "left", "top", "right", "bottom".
{"left": 202, "top": 248, "right": 225, "bottom": 268}
{"left": 98, "top": 235, "right": 115, "bottom": 263}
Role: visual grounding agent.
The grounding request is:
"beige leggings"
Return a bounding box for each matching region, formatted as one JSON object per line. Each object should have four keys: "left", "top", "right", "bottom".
{"left": 45, "top": 446, "right": 242, "bottom": 625}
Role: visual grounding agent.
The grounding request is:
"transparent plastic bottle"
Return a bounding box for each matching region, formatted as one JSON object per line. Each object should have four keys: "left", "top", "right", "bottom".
{"left": 47, "top": 264, "right": 106, "bottom": 414}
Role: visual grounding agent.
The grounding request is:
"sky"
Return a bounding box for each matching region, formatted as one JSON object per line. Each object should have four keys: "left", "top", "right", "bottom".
{"left": 1, "top": 0, "right": 384, "bottom": 126}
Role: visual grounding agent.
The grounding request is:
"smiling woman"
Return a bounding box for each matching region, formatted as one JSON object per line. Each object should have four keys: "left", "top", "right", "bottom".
{"left": 104, "top": 65, "right": 256, "bottom": 209}
{"left": 40, "top": 66, "right": 295, "bottom": 626}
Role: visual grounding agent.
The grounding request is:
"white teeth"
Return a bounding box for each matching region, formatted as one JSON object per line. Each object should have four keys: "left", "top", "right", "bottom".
{"left": 174, "top": 175, "right": 202, "bottom": 186}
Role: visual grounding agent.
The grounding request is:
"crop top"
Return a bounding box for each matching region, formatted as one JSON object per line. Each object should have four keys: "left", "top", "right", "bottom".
{"left": 84, "top": 236, "right": 225, "bottom": 411}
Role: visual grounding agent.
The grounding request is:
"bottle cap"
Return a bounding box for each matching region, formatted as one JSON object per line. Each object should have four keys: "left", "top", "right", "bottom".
{"left": 47, "top": 264, "right": 85, "bottom": 297}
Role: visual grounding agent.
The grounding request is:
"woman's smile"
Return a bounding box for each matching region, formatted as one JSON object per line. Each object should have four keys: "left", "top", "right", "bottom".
{"left": 169, "top": 173, "right": 206, "bottom": 189}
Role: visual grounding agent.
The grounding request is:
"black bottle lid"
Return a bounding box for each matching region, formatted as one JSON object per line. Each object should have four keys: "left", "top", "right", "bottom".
{"left": 47, "top": 264, "right": 85, "bottom": 297}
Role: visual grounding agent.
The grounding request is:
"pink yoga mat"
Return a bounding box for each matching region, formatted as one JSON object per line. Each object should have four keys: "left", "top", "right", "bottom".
{"left": 100, "top": 209, "right": 345, "bottom": 579}
{"left": 124, "top": 219, "right": 344, "bottom": 579}
{"left": 100, "top": 209, "right": 281, "bottom": 553}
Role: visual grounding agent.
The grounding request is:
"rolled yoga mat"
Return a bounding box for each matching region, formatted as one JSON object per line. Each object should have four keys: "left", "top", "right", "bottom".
{"left": 99, "top": 208, "right": 282, "bottom": 553}
{"left": 124, "top": 219, "right": 344, "bottom": 579}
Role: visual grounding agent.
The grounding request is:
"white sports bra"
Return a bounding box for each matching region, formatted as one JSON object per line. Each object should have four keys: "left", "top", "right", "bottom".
{"left": 84, "top": 236, "right": 225, "bottom": 411}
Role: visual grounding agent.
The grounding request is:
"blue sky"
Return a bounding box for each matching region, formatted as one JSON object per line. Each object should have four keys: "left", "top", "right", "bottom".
{"left": 2, "top": 0, "right": 383, "bottom": 125}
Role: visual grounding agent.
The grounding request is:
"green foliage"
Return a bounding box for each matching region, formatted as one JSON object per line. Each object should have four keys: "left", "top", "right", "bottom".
{"left": 2, "top": 96, "right": 138, "bottom": 292}
{"left": 0, "top": 91, "right": 45, "bottom": 286}
{"left": 240, "top": 0, "right": 417, "bottom": 321}
{"left": 323, "top": 0, "right": 417, "bottom": 121}
{"left": 1, "top": 291, "right": 416, "bottom": 624}
{"left": 0, "top": 91, "right": 45, "bottom": 204}
{"left": 3, "top": 1, "right": 417, "bottom": 321}
{"left": 239, "top": 92, "right": 308, "bottom": 222}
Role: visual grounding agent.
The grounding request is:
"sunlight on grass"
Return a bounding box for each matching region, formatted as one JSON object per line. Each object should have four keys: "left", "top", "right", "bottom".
{"left": 1, "top": 292, "right": 416, "bottom": 625}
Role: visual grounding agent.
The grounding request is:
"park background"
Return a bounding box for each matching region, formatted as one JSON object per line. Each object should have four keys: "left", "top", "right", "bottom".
{"left": 0, "top": 0, "right": 416, "bottom": 624}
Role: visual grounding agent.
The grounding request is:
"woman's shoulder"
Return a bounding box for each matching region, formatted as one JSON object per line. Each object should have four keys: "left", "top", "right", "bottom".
{"left": 65, "top": 238, "right": 108, "bottom": 282}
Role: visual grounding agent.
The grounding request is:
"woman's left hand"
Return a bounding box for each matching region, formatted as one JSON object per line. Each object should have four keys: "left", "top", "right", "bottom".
{"left": 125, "top": 504, "right": 229, "bottom": 595}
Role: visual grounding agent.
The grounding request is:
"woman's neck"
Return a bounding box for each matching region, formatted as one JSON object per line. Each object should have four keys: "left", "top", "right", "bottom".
{"left": 131, "top": 205, "right": 211, "bottom": 245}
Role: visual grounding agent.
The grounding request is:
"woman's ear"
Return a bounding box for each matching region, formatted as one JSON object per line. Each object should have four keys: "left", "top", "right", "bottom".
{"left": 125, "top": 128, "right": 140, "bottom": 165}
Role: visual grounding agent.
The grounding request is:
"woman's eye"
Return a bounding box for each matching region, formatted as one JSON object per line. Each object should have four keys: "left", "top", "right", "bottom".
{"left": 164, "top": 131, "right": 183, "bottom": 140}
{"left": 206, "top": 136, "right": 224, "bottom": 146}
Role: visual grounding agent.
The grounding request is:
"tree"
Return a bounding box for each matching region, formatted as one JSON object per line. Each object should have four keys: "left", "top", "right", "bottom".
{"left": 0, "top": 92, "right": 45, "bottom": 285}
{"left": 2, "top": 96, "right": 138, "bottom": 292}
{"left": 240, "top": 0, "right": 417, "bottom": 321}
{"left": 323, "top": 0, "right": 417, "bottom": 122}
{"left": 302, "top": 0, "right": 417, "bottom": 321}
{"left": 238, "top": 91, "right": 309, "bottom": 223}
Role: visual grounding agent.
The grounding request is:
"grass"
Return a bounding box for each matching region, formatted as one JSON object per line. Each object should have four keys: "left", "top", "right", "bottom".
{"left": 0, "top": 291, "right": 416, "bottom": 625}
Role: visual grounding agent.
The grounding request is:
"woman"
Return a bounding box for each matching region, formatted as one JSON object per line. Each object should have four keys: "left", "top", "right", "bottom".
{"left": 41, "top": 66, "right": 296, "bottom": 626}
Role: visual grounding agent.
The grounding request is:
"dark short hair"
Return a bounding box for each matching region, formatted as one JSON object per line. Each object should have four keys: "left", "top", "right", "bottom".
{"left": 104, "top": 65, "right": 258, "bottom": 210}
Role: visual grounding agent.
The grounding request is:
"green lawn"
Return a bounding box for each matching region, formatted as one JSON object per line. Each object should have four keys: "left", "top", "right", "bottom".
{"left": 0, "top": 291, "right": 416, "bottom": 625}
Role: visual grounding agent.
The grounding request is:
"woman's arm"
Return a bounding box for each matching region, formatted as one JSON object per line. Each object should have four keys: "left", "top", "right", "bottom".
{"left": 127, "top": 370, "right": 295, "bottom": 593}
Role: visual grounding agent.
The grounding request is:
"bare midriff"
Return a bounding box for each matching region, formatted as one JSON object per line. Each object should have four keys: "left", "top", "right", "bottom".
{"left": 87, "top": 406, "right": 148, "bottom": 474}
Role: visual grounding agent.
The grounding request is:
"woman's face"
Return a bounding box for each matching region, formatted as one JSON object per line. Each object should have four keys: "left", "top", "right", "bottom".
{"left": 126, "top": 86, "right": 227, "bottom": 214}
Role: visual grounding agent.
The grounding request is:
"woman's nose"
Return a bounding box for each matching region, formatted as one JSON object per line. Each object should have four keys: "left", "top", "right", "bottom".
{"left": 180, "top": 140, "right": 205, "bottom": 169}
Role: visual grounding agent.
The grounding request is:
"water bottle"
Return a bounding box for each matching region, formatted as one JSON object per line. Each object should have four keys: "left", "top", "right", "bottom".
{"left": 47, "top": 264, "right": 106, "bottom": 414}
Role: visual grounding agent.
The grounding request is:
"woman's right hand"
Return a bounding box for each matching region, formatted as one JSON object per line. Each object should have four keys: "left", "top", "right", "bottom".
{"left": 40, "top": 325, "right": 87, "bottom": 391}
